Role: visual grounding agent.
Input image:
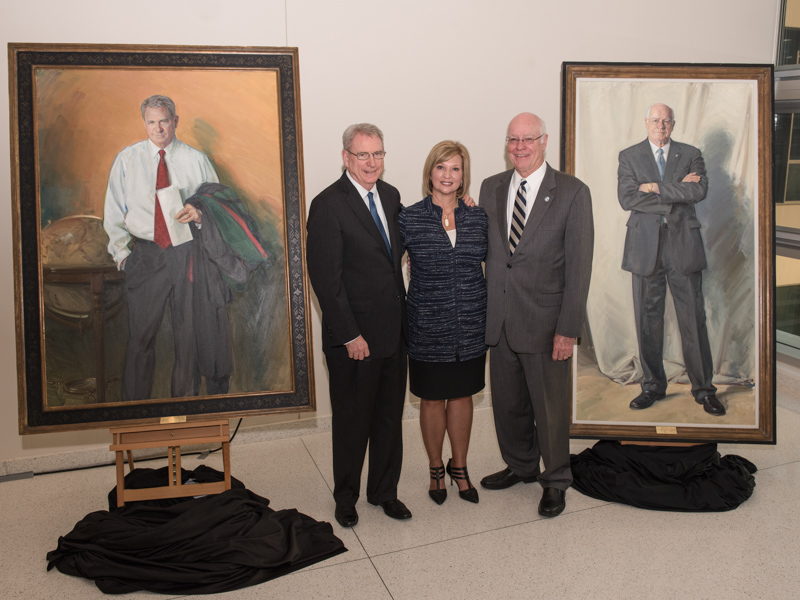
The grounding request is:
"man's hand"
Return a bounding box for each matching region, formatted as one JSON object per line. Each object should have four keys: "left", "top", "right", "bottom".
{"left": 638, "top": 182, "right": 660, "bottom": 194}
{"left": 462, "top": 194, "right": 476, "bottom": 207}
{"left": 346, "top": 335, "right": 370, "bottom": 360}
{"left": 552, "top": 334, "right": 575, "bottom": 361}
{"left": 682, "top": 172, "right": 701, "bottom": 183}
{"left": 176, "top": 204, "right": 202, "bottom": 224}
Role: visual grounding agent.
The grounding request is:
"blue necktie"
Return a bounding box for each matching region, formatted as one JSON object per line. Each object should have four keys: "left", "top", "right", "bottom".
{"left": 657, "top": 148, "right": 666, "bottom": 181}
{"left": 367, "top": 191, "right": 391, "bottom": 257}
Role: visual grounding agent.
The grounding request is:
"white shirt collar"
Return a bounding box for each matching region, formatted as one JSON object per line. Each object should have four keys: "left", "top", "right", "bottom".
{"left": 147, "top": 138, "right": 177, "bottom": 157}
{"left": 648, "top": 140, "right": 671, "bottom": 159}
{"left": 512, "top": 160, "right": 547, "bottom": 192}
{"left": 346, "top": 170, "right": 376, "bottom": 199}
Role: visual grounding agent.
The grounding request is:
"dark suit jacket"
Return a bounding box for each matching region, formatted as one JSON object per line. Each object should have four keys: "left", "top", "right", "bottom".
{"left": 306, "top": 172, "right": 407, "bottom": 359}
{"left": 480, "top": 164, "right": 594, "bottom": 354}
{"left": 618, "top": 139, "right": 708, "bottom": 276}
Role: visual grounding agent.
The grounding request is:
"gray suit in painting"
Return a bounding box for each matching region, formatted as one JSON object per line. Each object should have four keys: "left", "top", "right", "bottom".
{"left": 481, "top": 164, "right": 593, "bottom": 489}
{"left": 618, "top": 139, "right": 716, "bottom": 400}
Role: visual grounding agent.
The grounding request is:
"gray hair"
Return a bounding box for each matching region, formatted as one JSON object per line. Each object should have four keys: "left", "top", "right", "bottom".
{"left": 141, "top": 95, "right": 176, "bottom": 120}
{"left": 342, "top": 123, "right": 384, "bottom": 151}
{"left": 646, "top": 104, "right": 674, "bottom": 121}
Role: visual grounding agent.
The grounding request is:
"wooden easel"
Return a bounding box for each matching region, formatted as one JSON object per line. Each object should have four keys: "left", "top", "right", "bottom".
{"left": 109, "top": 419, "right": 231, "bottom": 507}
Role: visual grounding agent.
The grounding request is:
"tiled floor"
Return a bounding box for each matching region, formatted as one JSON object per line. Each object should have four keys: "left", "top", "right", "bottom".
{"left": 2, "top": 397, "right": 799, "bottom": 599}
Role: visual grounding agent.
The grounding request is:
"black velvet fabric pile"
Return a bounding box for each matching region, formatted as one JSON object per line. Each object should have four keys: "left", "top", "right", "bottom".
{"left": 570, "top": 440, "right": 757, "bottom": 512}
{"left": 47, "top": 465, "right": 346, "bottom": 595}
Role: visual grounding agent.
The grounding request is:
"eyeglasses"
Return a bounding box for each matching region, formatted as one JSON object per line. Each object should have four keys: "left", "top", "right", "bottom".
{"left": 505, "top": 134, "right": 545, "bottom": 146}
{"left": 648, "top": 118, "right": 674, "bottom": 127}
{"left": 347, "top": 150, "right": 387, "bottom": 161}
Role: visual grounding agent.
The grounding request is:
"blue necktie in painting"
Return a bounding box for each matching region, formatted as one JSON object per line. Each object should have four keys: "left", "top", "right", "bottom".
{"left": 657, "top": 148, "right": 666, "bottom": 181}
{"left": 367, "top": 191, "right": 392, "bottom": 257}
{"left": 509, "top": 180, "right": 527, "bottom": 254}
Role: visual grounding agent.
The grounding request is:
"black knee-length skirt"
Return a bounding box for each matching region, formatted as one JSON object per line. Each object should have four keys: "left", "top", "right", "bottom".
{"left": 409, "top": 354, "right": 486, "bottom": 400}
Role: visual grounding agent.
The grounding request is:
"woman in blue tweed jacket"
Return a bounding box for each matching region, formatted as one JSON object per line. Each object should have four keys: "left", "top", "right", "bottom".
{"left": 399, "top": 140, "right": 488, "bottom": 505}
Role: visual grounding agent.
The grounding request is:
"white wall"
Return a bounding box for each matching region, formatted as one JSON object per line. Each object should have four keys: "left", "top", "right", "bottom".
{"left": 0, "top": 0, "right": 780, "bottom": 464}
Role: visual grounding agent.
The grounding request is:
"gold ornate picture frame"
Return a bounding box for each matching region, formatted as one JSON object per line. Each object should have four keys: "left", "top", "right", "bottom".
{"left": 562, "top": 62, "right": 774, "bottom": 443}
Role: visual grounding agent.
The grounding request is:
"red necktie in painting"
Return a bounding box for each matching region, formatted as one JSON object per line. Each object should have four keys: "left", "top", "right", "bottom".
{"left": 154, "top": 149, "right": 172, "bottom": 248}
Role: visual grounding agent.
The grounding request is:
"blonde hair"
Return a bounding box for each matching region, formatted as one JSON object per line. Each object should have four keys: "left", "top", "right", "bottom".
{"left": 422, "top": 140, "right": 471, "bottom": 198}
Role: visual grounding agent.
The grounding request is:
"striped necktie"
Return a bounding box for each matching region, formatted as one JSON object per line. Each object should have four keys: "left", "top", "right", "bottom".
{"left": 509, "top": 180, "right": 527, "bottom": 254}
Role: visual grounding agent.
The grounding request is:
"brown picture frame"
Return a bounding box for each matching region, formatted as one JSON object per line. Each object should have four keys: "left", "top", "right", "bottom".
{"left": 9, "top": 43, "right": 315, "bottom": 433}
{"left": 561, "top": 62, "right": 774, "bottom": 443}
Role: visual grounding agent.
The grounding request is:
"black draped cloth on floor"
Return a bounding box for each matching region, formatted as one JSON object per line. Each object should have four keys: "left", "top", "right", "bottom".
{"left": 47, "top": 465, "right": 346, "bottom": 595}
{"left": 570, "top": 440, "right": 757, "bottom": 512}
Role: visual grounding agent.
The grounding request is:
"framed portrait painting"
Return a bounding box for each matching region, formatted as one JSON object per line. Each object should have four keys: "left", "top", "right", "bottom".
{"left": 561, "top": 62, "right": 774, "bottom": 443}
{"left": 9, "top": 43, "right": 315, "bottom": 433}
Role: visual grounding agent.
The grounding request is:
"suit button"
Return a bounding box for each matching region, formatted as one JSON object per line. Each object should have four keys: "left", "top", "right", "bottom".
{"left": 507, "top": 264, "right": 511, "bottom": 269}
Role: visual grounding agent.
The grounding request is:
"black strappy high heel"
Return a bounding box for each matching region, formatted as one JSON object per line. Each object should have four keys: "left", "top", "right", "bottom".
{"left": 429, "top": 465, "right": 447, "bottom": 505}
{"left": 446, "top": 458, "right": 479, "bottom": 504}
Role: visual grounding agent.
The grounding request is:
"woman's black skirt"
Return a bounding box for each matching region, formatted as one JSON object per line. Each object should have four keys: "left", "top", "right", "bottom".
{"left": 409, "top": 354, "right": 486, "bottom": 400}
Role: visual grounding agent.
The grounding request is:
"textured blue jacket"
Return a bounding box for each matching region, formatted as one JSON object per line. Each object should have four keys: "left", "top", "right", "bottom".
{"left": 399, "top": 196, "right": 488, "bottom": 362}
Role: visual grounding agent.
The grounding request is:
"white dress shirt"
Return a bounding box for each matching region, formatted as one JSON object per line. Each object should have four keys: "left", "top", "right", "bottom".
{"left": 103, "top": 137, "right": 219, "bottom": 268}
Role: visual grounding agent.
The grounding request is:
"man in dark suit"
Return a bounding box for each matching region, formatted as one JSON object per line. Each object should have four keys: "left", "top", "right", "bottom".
{"left": 306, "top": 123, "right": 411, "bottom": 528}
{"left": 479, "top": 112, "right": 594, "bottom": 518}
{"left": 618, "top": 103, "right": 724, "bottom": 416}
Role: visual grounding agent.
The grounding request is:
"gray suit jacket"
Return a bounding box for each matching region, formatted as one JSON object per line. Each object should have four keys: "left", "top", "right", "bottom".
{"left": 618, "top": 139, "right": 708, "bottom": 276}
{"left": 480, "top": 164, "right": 594, "bottom": 354}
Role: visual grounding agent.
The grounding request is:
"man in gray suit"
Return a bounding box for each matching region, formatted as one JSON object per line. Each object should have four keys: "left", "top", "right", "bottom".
{"left": 479, "top": 112, "right": 594, "bottom": 518}
{"left": 618, "top": 103, "right": 724, "bottom": 416}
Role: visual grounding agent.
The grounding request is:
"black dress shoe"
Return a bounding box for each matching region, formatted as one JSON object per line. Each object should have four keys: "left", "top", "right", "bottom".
{"left": 538, "top": 487, "right": 566, "bottom": 518}
{"left": 697, "top": 394, "right": 726, "bottom": 416}
{"left": 629, "top": 390, "right": 666, "bottom": 409}
{"left": 480, "top": 467, "right": 539, "bottom": 490}
{"left": 334, "top": 504, "right": 358, "bottom": 528}
{"left": 368, "top": 498, "right": 412, "bottom": 520}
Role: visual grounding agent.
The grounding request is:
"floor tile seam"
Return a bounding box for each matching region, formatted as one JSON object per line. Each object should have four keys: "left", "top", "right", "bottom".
{"left": 298, "top": 436, "right": 333, "bottom": 494}
{"left": 366, "top": 553, "right": 397, "bottom": 600}
{"left": 278, "top": 554, "right": 395, "bottom": 598}
{"left": 297, "top": 437, "right": 372, "bottom": 557}
{"left": 753, "top": 458, "right": 800, "bottom": 472}
{"left": 363, "top": 502, "right": 616, "bottom": 560}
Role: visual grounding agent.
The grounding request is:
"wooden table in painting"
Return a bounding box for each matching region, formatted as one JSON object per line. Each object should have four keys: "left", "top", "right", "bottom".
{"left": 43, "top": 265, "right": 125, "bottom": 404}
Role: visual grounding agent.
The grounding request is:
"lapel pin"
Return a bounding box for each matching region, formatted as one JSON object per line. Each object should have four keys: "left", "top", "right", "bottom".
{"left": 544, "top": 196, "right": 550, "bottom": 202}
